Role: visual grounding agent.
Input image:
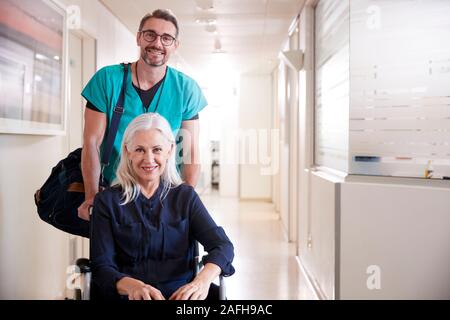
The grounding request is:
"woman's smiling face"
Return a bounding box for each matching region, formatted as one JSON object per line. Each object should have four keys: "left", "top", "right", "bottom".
{"left": 126, "top": 128, "right": 173, "bottom": 187}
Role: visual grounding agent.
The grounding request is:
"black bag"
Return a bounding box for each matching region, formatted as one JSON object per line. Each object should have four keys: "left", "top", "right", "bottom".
{"left": 34, "top": 63, "right": 130, "bottom": 238}
{"left": 34, "top": 148, "right": 108, "bottom": 237}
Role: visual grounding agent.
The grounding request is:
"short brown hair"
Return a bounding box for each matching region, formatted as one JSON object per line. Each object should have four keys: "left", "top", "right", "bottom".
{"left": 138, "top": 9, "right": 179, "bottom": 38}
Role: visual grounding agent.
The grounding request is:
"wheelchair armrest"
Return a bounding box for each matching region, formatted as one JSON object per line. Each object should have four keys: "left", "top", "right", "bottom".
{"left": 196, "top": 254, "right": 227, "bottom": 300}
{"left": 219, "top": 275, "right": 226, "bottom": 300}
{"left": 76, "top": 258, "right": 91, "bottom": 273}
{"left": 194, "top": 254, "right": 202, "bottom": 275}
{"left": 75, "top": 258, "right": 91, "bottom": 300}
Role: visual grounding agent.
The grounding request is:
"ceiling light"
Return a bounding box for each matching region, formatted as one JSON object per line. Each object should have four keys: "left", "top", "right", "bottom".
{"left": 196, "top": 17, "right": 216, "bottom": 24}
{"left": 205, "top": 24, "right": 217, "bottom": 33}
{"left": 212, "top": 38, "right": 226, "bottom": 53}
{"left": 195, "top": 0, "right": 214, "bottom": 10}
{"left": 214, "top": 38, "right": 221, "bottom": 50}
{"left": 35, "top": 53, "right": 48, "bottom": 61}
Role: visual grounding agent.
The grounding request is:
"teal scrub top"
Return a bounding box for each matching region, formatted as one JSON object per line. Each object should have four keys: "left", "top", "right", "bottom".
{"left": 81, "top": 64, "right": 207, "bottom": 183}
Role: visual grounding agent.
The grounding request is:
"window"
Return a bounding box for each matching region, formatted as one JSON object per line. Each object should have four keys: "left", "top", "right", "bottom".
{"left": 314, "top": 0, "right": 350, "bottom": 172}
{"left": 0, "top": 0, "right": 67, "bottom": 135}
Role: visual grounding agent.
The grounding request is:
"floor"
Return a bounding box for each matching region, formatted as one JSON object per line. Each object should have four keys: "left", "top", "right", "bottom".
{"left": 200, "top": 192, "right": 303, "bottom": 300}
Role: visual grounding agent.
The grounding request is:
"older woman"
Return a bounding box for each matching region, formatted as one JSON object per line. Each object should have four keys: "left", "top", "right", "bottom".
{"left": 90, "top": 113, "right": 234, "bottom": 300}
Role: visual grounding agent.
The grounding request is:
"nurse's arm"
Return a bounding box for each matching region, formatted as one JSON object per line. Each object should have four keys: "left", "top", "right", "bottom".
{"left": 181, "top": 119, "right": 200, "bottom": 187}
{"left": 79, "top": 108, "right": 106, "bottom": 221}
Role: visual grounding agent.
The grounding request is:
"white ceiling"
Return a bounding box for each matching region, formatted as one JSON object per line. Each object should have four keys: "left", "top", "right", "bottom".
{"left": 99, "top": 0, "right": 305, "bottom": 75}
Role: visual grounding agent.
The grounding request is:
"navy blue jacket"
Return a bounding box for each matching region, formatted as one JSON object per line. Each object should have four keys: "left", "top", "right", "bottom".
{"left": 90, "top": 183, "right": 235, "bottom": 299}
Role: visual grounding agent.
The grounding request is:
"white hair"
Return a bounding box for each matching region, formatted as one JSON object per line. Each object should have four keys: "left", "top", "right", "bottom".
{"left": 114, "top": 113, "right": 182, "bottom": 204}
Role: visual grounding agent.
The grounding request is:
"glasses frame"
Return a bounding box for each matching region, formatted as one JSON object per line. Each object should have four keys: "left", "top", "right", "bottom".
{"left": 139, "top": 29, "right": 177, "bottom": 47}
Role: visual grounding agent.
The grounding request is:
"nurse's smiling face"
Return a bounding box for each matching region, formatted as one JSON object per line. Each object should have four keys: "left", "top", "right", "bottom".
{"left": 126, "top": 128, "right": 173, "bottom": 187}
{"left": 137, "top": 17, "right": 178, "bottom": 67}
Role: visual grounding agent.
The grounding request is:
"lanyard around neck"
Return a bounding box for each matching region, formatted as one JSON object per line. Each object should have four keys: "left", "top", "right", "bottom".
{"left": 135, "top": 61, "right": 167, "bottom": 113}
{"left": 152, "top": 74, "right": 166, "bottom": 113}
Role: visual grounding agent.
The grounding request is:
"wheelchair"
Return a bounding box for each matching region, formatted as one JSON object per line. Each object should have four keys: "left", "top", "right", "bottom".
{"left": 72, "top": 240, "right": 226, "bottom": 300}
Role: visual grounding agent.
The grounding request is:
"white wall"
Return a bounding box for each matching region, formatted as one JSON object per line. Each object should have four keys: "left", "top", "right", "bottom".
{"left": 0, "top": 136, "right": 70, "bottom": 299}
{"left": 195, "top": 101, "right": 240, "bottom": 197}
{"left": 60, "top": 0, "right": 138, "bottom": 67}
{"left": 193, "top": 68, "right": 240, "bottom": 197}
{"left": 340, "top": 179, "right": 450, "bottom": 299}
{"left": 219, "top": 95, "right": 240, "bottom": 198}
{"left": 298, "top": 3, "right": 315, "bottom": 256}
{"left": 0, "top": 0, "right": 136, "bottom": 299}
{"left": 271, "top": 69, "right": 280, "bottom": 211}
{"left": 277, "top": 61, "right": 290, "bottom": 235}
{"left": 299, "top": 171, "right": 450, "bottom": 300}
{"left": 294, "top": 0, "right": 450, "bottom": 300}
{"left": 298, "top": 170, "right": 341, "bottom": 300}
{"left": 239, "top": 75, "right": 272, "bottom": 200}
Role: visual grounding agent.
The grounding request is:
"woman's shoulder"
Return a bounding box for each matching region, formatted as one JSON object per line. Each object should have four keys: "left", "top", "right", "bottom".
{"left": 170, "top": 182, "right": 195, "bottom": 193}
{"left": 168, "top": 183, "right": 198, "bottom": 200}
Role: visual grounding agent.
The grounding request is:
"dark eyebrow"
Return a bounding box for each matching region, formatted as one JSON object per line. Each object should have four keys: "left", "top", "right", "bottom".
{"left": 140, "top": 29, "right": 175, "bottom": 38}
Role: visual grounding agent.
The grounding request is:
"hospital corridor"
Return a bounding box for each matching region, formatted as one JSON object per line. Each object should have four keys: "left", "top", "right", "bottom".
{"left": 201, "top": 192, "right": 302, "bottom": 300}
{"left": 0, "top": 0, "right": 450, "bottom": 301}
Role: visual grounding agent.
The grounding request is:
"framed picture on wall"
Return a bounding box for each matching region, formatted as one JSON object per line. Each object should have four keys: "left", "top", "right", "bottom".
{"left": 0, "top": 0, "right": 67, "bottom": 135}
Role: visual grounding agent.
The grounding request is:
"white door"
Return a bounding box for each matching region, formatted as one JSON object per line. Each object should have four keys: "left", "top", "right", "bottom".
{"left": 278, "top": 62, "right": 290, "bottom": 237}
{"left": 68, "top": 31, "right": 96, "bottom": 263}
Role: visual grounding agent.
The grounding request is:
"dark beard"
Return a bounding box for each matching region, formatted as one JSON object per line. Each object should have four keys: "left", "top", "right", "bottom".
{"left": 142, "top": 47, "right": 166, "bottom": 67}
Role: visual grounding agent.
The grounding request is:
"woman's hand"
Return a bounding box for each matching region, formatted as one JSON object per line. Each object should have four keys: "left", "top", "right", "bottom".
{"left": 128, "top": 284, "right": 165, "bottom": 300}
{"left": 169, "top": 279, "right": 209, "bottom": 300}
{"left": 116, "top": 277, "right": 165, "bottom": 300}
{"left": 169, "top": 263, "right": 221, "bottom": 300}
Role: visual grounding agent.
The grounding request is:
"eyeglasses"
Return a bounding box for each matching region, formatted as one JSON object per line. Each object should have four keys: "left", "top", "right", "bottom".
{"left": 139, "top": 29, "right": 176, "bottom": 46}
